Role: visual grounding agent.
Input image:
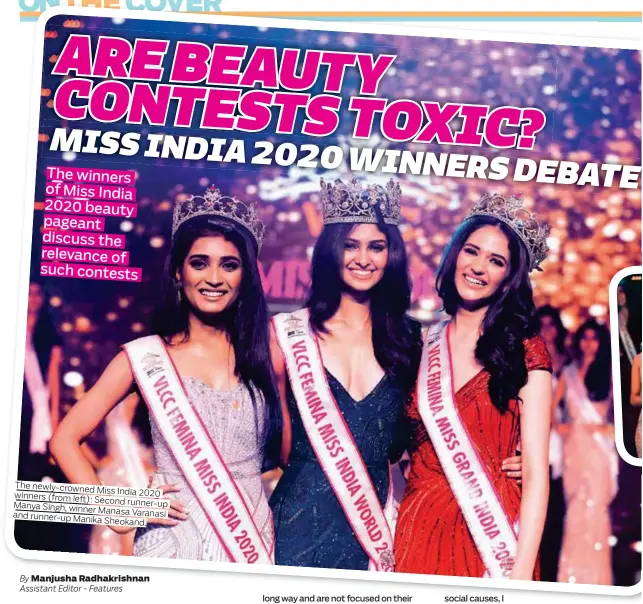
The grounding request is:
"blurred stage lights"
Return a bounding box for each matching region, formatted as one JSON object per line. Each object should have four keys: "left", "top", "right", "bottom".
{"left": 120, "top": 221, "right": 134, "bottom": 233}
{"left": 420, "top": 299, "right": 435, "bottom": 311}
{"left": 589, "top": 304, "right": 607, "bottom": 317}
{"left": 75, "top": 317, "right": 92, "bottom": 332}
{"left": 602, "top": 222, "right": 620, "bottom": 237}
{"left": 60, "top": 322, "right": 73, "bottom": 333}
{"left": 620, "top": 229, "right": 637, "bottom": 242}
{"left": 63, "top": 371, "right": 84, "bottom": 388}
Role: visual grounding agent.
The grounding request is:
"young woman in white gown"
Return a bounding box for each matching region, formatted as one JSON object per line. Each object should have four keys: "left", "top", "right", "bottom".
{"left": 52, "top": 188, "right": 282, "bottom": 562}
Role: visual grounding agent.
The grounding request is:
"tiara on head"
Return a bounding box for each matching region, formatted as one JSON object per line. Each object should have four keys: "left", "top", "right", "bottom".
{"left": 320, "top": 178, "right": 401, "bottom": 226}
{"left": 465, "top": 193, "right": 550, "bottom": 272}
{"left": 172, "top": 185, "right": 266, "bottom": 250}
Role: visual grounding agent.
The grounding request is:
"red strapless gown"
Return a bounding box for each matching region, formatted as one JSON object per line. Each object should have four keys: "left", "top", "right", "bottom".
{"left": 394, "top": 336, "right": 551, "bottom": 577}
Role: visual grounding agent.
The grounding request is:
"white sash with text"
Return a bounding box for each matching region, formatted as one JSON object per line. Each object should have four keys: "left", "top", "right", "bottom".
{"left": 417, "top": 323, "right": 517, "bottom": 578}
{"left": 273, "top": 309, "right": 395, "bottom": 571}
{"left": 123, "top": 336, "right": 272, "bottom": 564}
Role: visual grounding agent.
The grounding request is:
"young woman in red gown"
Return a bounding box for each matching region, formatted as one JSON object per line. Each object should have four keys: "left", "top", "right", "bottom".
{"left": 394, "top": 194, "right": 552, "bottom": 580}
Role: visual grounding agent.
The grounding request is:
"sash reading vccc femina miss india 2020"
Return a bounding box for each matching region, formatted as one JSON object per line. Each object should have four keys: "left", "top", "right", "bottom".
{"left": 273, "top": 309, "right": 396, "bottom": 572}
{"left": 123, "top": 336, "right": 273, "bottom": 565}
{"left": 417, "top": 323, "right": 518, "bottom": 578}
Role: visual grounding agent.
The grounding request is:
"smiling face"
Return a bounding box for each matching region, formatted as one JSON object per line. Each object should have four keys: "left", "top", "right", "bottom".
{"left": 177, "top": 235, "right": 243, "bottom": 315}
{"left": 340, "top": 223, "right": 389, "bottom": 293}
{"left": 454, "top": 225, "right": 511, "bottom": 304}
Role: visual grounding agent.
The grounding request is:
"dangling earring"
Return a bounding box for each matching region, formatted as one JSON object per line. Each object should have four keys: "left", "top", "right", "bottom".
{"left": 175, "top": 281, "right": 183, "bottom": 305}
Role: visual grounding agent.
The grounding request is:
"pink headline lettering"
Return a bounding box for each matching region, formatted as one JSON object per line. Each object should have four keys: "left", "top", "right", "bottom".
{"left": 51, "top": 35, "right": 545, "bottom": 150}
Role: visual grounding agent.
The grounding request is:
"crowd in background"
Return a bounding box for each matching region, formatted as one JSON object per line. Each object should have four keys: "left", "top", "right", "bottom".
{"left": 12, "top": 15, "right": 642, "bottom": 583}
{"left": 15, "top": 280, "right": 642, "bottom": 584}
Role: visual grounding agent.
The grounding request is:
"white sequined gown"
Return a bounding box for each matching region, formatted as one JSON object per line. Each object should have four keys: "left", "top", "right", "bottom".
{"left": 557, "top": 365, "right": 617, "bottom": 585}
{"left": 133, "top": 378, "right": 274, "bottom": 561}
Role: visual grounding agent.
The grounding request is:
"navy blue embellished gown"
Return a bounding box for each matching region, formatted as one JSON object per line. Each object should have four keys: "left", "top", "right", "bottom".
{"left": 269, "top": 369, "right": 409, "bottom": 570}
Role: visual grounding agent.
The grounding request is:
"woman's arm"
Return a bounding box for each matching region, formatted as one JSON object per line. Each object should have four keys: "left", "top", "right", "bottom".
{"left": 631, "top": 355, "right": 642, "bottom": 406}
{"left": 550, "top": 373, "right": 570, "bottom": 436}
{"left": 48, "top": 345, "right": 63, "bottom": 429}
{"left": 50, "top": 351, "right": 134, "bottom": 485}
{"left": 80, "top": 442, "right": 104, "bottom": 470}
{"left": 511, "top": 369, "right": 552, "bottom": 581}
{"left": 50, "top": 351, "right": 186, "bottom": 532}
{"left": 270, "top": 323, "right": 292, "bottom": 467}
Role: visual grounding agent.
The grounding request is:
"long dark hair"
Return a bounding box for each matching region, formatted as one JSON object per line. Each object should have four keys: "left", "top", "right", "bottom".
{"left": 436, "top": 215, "right": 539, "bottom": 414}
{"left": 28, "top": 282, "right": 61, "bottom": 372}
{"left": 152, "top": 215, "right": 282, "bottom": 470}
{"left": 572, "top": 318, "right": 611, "bottom": 401}
{"left": 306, "top": 221, "right": 421, "bottom": 388}
{"left": 619, "top": 276, "right": 642, "bottom": 351}
{"left": 536, "top": 304, "right": 568, "bottom": 355}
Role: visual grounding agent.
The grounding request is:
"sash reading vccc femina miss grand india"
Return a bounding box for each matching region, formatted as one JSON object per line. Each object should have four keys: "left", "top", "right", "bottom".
{"left": 123, "top": 336, "right": 273, "bottom": 564}
{"left": 273, "top": 309, "right": 396, "bottom": 572}
{"left": 417, "top": 323, "right": 518, "bottom": 578}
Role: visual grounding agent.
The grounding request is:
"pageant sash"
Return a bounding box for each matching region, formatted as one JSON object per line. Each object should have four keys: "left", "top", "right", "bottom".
{"left": 619, "top": 327, "right": 637, "bottom": 365}
{"left": 564, "top": 365, "right": 619, "bottom": 498}
{"left": 417, "top": 322, "right": 518, "bottom": 578}
{"left": 565, "top": 365, "right": 608, "bottom": 426}
{"left": 123, "top": 336, "right": 272, "bottom": 564}
{"left": 273, "top": 309, "right": 395, "bottom": 572}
